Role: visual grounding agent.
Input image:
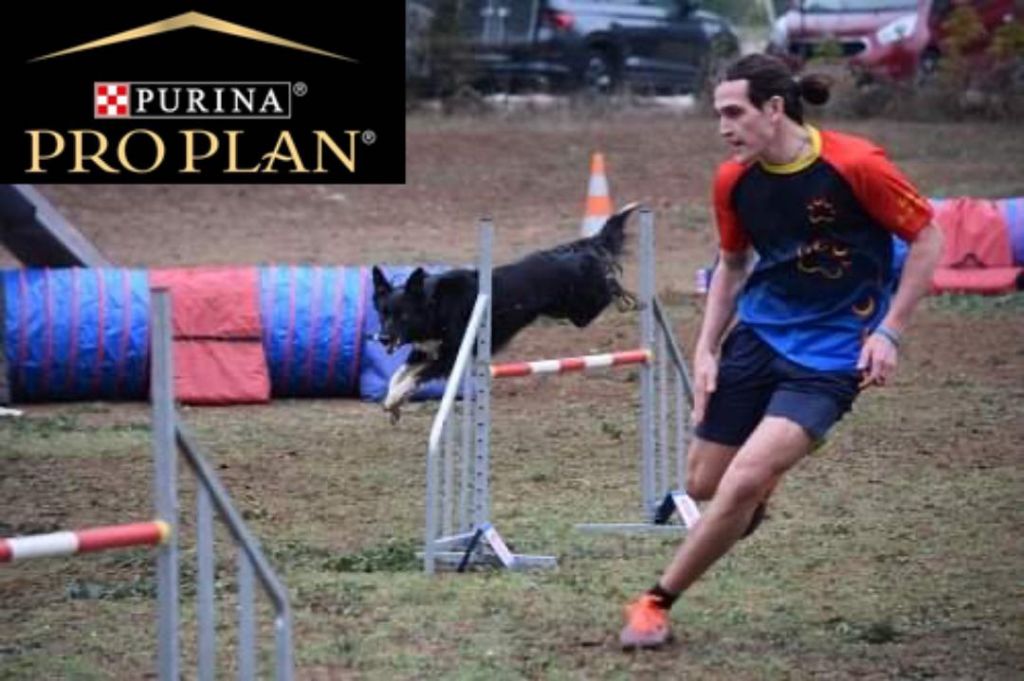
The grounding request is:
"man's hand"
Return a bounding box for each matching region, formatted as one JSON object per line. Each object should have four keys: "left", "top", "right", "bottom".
{"left": 857, "top": 332, "right": 898, "bottom": 388}
{"left": 692, "top": 347, "right": 719, "bottom": 424}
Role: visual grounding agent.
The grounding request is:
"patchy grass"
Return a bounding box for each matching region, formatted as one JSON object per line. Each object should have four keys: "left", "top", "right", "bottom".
{"left": 2, "top": 305, "right": 1021, "bottom": 680}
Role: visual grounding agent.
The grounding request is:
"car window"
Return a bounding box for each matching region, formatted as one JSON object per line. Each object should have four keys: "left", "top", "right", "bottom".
{"left": 799, "top": 0, "right": 918, "bottom": 11}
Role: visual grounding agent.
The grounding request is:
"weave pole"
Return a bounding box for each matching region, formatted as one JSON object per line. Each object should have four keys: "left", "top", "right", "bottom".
{"left": 0, "top": 521, "right": 170, "bottom": 562}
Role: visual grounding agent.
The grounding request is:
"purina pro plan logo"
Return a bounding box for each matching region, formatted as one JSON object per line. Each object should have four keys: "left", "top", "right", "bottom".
{"left": 3, "top": 7, "right": 404, "bottom": 183}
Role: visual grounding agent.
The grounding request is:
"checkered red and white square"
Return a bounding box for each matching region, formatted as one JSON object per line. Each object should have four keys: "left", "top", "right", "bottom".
{"left": 95, "top": 83, "right": 130, "bottom": 118}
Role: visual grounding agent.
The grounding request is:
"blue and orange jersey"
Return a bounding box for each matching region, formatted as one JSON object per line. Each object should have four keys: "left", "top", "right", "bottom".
{"left": 713, "top": 126, "right": 932, "bottom": 371}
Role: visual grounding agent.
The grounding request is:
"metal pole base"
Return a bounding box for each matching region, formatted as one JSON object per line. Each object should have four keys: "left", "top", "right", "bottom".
{"left": 576, "top": 491, "right": 700, "bottom": 536}
{"left": 422, "top": 523, "right": 557, "bottom": 572}
{"left": 574, "top": 523, "right": 686, "bottom": 536}
{"left": 419, "top": 551, "right": 558, "bottom": 572}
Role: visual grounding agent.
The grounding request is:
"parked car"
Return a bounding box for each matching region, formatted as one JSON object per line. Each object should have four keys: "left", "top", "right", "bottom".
{"left": 768, "top": 0, "right": 924, "bottom": 78}
{"left": 419, "top": 0, "right": 740, "bottom": 94}
{"left": 768, "top": 0, "right": 1022, "bottom": 81}
{"left": 407, "top": 1, "right": 436, "bottom": 85}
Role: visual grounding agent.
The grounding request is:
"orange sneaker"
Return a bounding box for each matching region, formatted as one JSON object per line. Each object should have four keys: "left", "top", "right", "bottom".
{"left": 619, "top": 594, "right": 672, "bottom": 649}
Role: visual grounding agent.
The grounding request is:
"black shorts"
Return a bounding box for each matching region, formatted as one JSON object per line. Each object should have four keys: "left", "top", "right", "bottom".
{"left": 695, "top": 324, "right": 860, "bottom": 447}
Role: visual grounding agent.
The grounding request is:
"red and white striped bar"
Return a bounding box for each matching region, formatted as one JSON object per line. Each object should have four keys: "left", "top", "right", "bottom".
{"left": 490, "top": 348, "right": 652, "bottom": 379}
{"left": 0, "top": 520, "right": 170, "bottom": 563}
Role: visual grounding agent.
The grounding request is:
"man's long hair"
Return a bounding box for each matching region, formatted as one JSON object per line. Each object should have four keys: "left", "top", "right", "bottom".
{"left": 723, "top": 54, "right": 832, "bottom": 123}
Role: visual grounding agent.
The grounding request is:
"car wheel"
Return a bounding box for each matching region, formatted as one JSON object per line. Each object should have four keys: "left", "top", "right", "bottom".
{"left": 916, "top": 47, "right": 941, "bottom": 86}
{"left": 583, "top": 49, "right": 620, "bottom": 95}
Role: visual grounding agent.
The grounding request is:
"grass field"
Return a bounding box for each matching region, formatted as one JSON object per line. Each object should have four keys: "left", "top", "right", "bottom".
{"left": 1, "top": 110, "right": 1023, "bottom": 679}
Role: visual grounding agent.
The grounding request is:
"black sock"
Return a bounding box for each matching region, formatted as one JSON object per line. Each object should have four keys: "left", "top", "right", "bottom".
{"left": 646, "top": 583, "right": 679, "bottom": 610}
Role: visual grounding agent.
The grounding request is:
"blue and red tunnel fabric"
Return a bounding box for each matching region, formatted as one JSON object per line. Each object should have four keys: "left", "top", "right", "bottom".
{"left": 260, "top": 266, "right": 368, "bottom": 398}
{"left": 3, "top": 268, "right": 149, "bottom": 402}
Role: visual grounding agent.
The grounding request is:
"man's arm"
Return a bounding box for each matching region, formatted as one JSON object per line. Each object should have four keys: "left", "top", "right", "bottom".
{"left": 858, "top": 223, "right": 944, "bottom": 386}
{"left": 692, "top": 248, "right": 752, "bottom": 422}
{"left": 697, "top": 249, "right": 750, "bottom": 352}
{"left": 882, "top": 223, "right": 944, "bottom": 334}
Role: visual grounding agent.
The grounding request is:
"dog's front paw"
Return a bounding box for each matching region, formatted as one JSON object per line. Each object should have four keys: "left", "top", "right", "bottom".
{"left": 615, "top": 289, "right": 640, "bottom": 312}
{"left": 383, "top": 403, "right": 402, "bottom": 425}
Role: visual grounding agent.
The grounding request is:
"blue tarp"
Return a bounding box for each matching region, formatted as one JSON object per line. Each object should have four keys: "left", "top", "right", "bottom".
{"left": 2, "top": 268, "right": 150, "bottom": 402}
{"left": 1000, "top": 198, "right": 1024, "bottom": 265}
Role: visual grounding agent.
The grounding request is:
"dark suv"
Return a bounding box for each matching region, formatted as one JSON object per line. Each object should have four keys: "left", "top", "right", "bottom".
{"left": 424, "top": 0, "right": 739, "bottom": 94}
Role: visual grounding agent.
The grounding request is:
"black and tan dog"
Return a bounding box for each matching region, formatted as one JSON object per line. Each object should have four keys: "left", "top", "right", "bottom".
{"left": 372, "top": 203, "right": 639, "bottom": 422}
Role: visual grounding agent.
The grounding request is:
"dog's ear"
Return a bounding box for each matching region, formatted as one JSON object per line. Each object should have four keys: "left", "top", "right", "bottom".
{"left": 405, "top": 267, "right": 427, "bottom": 298}
{"left": 372, "top": 266, "right": 392, "bottom": 302}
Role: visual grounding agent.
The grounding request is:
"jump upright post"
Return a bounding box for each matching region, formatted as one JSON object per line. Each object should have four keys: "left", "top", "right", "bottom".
{"left": 422, "top": 208, "right": 702, "bottom": 574}
{"left": 477, "top": 211, "right": 701, "bottom": 535}
{"left": 423, "top": 220, "right": 558, "bottom": 574}
{"left": 154, "top": 288, "right": 295, "bottom": 681}
{"left": 605, "top": 208, "right": 701, "bottom": 533}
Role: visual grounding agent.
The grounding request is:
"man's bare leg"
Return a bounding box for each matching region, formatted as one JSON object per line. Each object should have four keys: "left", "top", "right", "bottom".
{"left": 685, "top": 438, "right": 740, "bottom": 501}
{"left": 659, "top": 416, "right": 812, "bottom": 594}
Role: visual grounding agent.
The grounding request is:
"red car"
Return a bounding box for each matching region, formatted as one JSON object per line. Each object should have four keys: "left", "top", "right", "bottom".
{"left": 768, "top": 0, "right": 1022, "bottom": 81}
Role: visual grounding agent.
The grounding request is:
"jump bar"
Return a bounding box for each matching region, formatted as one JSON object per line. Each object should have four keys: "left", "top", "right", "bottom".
{"left": 0, "top": 520, "right": 171, "bottom": 563}
{"left": 490, "top": 348, "right": 652, "bottom": 378}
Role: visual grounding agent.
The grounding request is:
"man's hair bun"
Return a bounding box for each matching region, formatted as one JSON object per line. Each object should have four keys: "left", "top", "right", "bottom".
{"left": 798, "top": 74, "right": 832, "bottom": 106}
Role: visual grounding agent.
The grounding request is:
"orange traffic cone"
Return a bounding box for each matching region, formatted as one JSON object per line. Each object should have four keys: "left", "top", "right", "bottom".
{"left": 581, "top": 152, "right": 614, "bottom": 237}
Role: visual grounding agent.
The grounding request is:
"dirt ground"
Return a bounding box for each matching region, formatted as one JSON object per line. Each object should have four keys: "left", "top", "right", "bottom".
{"left": 1, "top": 109, "right": 1023, "bottom": 679}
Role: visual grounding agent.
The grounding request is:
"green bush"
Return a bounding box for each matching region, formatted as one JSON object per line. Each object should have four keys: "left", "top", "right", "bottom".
{"left": 806, "top": 5, "right": 1024, "bottom": 121}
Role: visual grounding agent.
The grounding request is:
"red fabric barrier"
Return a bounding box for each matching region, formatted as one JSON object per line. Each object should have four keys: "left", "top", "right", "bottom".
{"left": 932, "top": 267, "right": 1020, "bottom": 294}
{"left": 150, "top": 267, "right": 270, "bottom": 404}
{"left": 931, "top": 198, "right": 1022, "bottom": 294}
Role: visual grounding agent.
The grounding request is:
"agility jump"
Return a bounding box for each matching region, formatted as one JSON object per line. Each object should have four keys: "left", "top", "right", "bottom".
{"left": 422, "top": 209, "right": 701, "bottom": 574}
{"left": 2, "top": 290, "right": 293, "bottom": 681}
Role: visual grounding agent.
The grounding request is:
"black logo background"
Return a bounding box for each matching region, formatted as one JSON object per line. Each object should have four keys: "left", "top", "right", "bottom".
{"left": 1, "top": 4, "right": 405, "bottom": 183}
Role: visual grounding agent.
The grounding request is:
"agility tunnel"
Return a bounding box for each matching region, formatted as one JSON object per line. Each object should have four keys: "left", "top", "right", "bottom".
{"left": 1, "top": 265, "right": 445, "bottom": 404}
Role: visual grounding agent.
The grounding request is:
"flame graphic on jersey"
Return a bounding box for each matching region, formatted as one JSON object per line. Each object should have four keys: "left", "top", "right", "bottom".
{"left": 808, "top": 197, "right": 837, "bottom": 225}
{"left": 797, "top": 238, "right": 853, "bottom": 279}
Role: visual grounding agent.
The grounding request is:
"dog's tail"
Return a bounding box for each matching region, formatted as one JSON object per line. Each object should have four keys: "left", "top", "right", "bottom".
{"left": 594, "top": 202, "right": 640, "bottom": 256}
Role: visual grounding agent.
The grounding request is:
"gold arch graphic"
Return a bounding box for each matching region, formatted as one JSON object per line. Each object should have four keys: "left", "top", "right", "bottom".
{"left": 31, "top": 11, "right": 356, "bottom": 63}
